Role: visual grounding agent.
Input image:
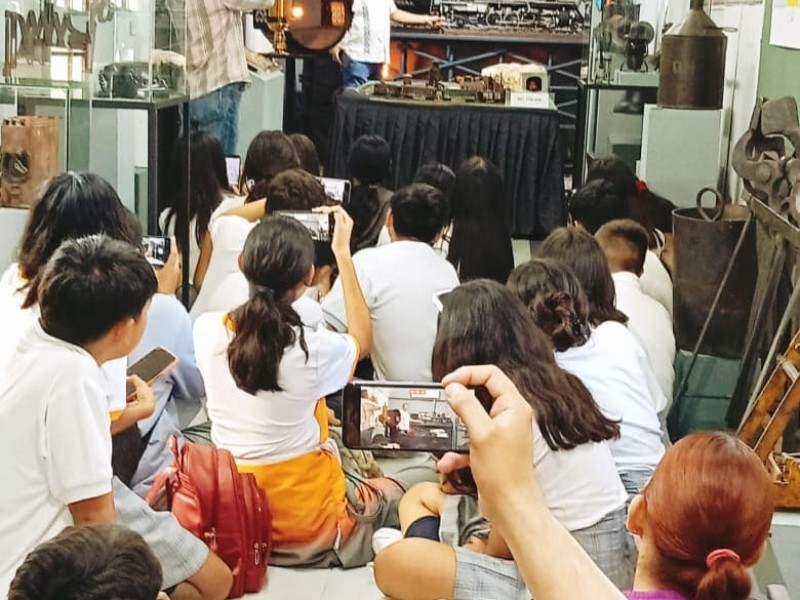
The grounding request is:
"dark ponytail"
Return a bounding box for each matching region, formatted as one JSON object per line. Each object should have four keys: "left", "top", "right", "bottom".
{"left": 508, "top": 258, "right": 591, "bottom": 351}
{"left": 227, "top": 216, "right": 314, "bottom": 394}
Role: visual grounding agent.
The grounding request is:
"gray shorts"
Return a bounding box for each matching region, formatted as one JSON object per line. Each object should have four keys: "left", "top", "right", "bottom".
{"left": 453, "top": 506, "right": 634, "bottom": 599}
{"left": 112, "top": 477, "right": 209, "bottom": 589}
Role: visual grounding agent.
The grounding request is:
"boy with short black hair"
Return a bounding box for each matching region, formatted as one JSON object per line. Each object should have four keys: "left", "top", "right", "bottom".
{"left": 596, "top": 219, "right": 676, "bottom": 413}
{"left": 8, "top": 524, "right": 164, "bottom": 600}
{"left": 0, "top": 235, "right": 157, "bottom": 592}
{"left": 323, "top": 184, "right": 459, "bottom": 381}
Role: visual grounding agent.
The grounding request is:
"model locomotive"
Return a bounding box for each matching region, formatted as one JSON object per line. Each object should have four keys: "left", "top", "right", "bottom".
{"left": 397, "top": 0, "right": 589, "bottom": 32}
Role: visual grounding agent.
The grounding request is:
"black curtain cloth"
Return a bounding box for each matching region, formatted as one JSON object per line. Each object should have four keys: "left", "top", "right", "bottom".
{"left": 326, "top": 90, "right": 566, "bottom": 238}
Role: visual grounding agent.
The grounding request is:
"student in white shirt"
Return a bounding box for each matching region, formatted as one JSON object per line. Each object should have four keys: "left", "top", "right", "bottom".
{"left": 567, "top": 179, "right": 673, "bottom": 316}
{"left": 323, "top": 184, "right": 459, "bottom": 381}
{"left": 194, "top": 209, "right": 404, "bottom": 568}
{"left": 373, "top": 280, "right": 632, "bottom": 599}
{"left": 159, "top": 132, "right": 244, "bottom": 289}
{"left": 596, "top": 219, "right": 676, "bottom": 413}
{"left": 190, "top": 169, "right": 336, "bottom": 319}
{"left": 331, "top": 0, "right": 444, "bottom": 88}
{"left": 508, "top": 258, "right": 666, "bottom": 498}
{"left": 0, "top": 173, "right": 232, "bottom": 600}
{"left": 0, "top": 235, "right": 157, "bottom": 592}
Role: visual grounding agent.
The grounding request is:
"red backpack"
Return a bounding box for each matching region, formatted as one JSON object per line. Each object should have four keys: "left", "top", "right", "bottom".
{"left": 147, "top": 437, "right": 272, "bottom": 598}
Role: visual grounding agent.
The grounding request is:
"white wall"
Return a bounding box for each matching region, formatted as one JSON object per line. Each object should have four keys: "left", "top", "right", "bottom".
{"left": 710, "top": 2, "right": 765, "bottom": 201}
{"left": 0, "top": 208, "right": 29, "bottom": 272}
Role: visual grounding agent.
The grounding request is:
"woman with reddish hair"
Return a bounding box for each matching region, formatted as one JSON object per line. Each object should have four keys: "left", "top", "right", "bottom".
{"left": 624, "top": 431, "right": 773, "bottom": 600}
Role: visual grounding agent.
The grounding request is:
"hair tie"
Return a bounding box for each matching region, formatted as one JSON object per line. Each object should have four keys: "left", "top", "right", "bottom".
{"left": 254, "top": 285, "right": 275, "bottom": 299}
{"left": 635, "top": 178, "right": 649, "bottom": 194}
{"left": 706, "top": 549, "right": 740, "bottom": 568}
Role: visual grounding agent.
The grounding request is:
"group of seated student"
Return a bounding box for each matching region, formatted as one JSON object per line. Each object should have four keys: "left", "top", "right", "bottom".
{"left": 0, "top": 132, "right": 766, "bottom": 600}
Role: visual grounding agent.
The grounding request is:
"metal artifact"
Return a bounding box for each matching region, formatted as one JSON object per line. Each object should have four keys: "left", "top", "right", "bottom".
{"left": 672, "top": 188, "right": 757, "bottom": 359}
{"left": 739, "top": 328, "right": 800, "bottom": 509}
{"left": 732, "top": 96, "right": 800, "bottom": 225}
{"left": 3, "top": 0, "right": 114, "bottom": 78}
{"left": 253, "top": 0, "right": 353, "bottom": 55}
{"left": 623, "top": 21, "right": 654, "bottom": 72}
{"left": 0, "top": 116, "right": 59, "bottom": 208}
{"left": 657, "top": 0, "right": 727, "bottom": 109}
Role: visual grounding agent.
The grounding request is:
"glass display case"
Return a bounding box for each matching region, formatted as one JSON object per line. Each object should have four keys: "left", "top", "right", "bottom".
{"left": 574, "top": 0, "right": 667, "bottom": 182}
{"left": 1, "top": 0, "right": 186, "bottom": 101}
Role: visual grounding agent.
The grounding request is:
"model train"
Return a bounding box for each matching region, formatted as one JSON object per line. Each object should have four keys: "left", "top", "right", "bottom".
{"left": 397, "top": 0, "right": 589, "bottom": 32}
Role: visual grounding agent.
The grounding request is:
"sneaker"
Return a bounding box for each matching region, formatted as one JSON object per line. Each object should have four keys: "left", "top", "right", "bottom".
{"left": 372, "top": 527, "right": 403, "bottom": 555}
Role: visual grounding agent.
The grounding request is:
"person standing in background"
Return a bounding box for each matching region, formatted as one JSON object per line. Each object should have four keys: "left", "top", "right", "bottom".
{"left": 185, "top": 0, "right": 275, "bottom": 155}
{"left": 331, "top": 0, "right": 445, "bottom": 88}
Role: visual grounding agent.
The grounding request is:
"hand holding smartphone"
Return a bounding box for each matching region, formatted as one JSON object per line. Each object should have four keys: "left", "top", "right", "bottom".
{"left": 342, "top": 382, "right": 471, "bottom": 452}
{"left": 125, "top": 347, "right": 177, "bottom": 398}
{"left": 142, "top": 236, "right": 171, "bottom": 268}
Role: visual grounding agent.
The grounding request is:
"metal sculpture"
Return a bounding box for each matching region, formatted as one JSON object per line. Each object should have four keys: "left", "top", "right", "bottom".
{"left": 0, "top": 116, "right": 59, "bottom": 208}
{"left": 732, "top": 96, "right": 800, "bottom": 225}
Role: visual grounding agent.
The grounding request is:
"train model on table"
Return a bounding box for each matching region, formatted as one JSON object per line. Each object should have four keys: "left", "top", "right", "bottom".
{"left": 398, "top": 0, "right": 590, "bottom": 32}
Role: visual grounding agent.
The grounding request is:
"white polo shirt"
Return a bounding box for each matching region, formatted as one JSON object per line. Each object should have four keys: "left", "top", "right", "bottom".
{"left": 194, "top": 307, "right": 358, "bottom": 464}
{"left": 555, "top": 321, "right": 666, "bottom": 474}
{"left": 0, "top": 322, "right": 113, "bottom": 591}
{"left": 190, "top": 215, "right": 255, "bottom": 320}
{"left": 0, "top": 264, "right": 127, "bottom": 414}
{"left": 321, "top": 240, "right": 460, "bottom": 381}
{"left": 641, "top": 250, "right": 673, "bottom": 318}
{"left": 339, "top": 0, "right": 398, "bottom": 64}
{"left": 612, "top": 271, "right": 675, "bottom": 413}
{"left": 533, "top": 423, "right": 627, "bottom": 531}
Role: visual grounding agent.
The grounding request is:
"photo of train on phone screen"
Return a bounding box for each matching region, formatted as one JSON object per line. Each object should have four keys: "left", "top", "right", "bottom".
{"left": 342, "top": 382, "right": 469, "bottom": 452}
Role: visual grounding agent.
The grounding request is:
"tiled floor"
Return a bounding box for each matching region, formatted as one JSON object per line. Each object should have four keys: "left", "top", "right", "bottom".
{"left": 244, "top": 565, "right": 385, "bottom": 599}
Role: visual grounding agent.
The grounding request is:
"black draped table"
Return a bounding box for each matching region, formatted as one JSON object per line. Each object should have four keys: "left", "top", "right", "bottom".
{"left": 326, "top": 90, "right": 566, "bottom": 238}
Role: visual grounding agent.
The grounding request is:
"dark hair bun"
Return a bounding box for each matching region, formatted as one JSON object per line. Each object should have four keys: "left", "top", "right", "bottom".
{"left": 535, "top": 290, "right": 588, "bottom": 352}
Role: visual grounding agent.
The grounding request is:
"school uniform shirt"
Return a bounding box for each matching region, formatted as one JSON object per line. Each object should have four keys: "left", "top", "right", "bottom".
{"left": 0, "top": 264, "right": 128, "bottom": 415}
{"left": 194, "top": 304, "right": 358, "bottom": 464}
{"left": 0, "top": 322, "right": 113, "bottom": 592}
{"left": 159, "top": 194, "right": 245, "bottom": 286}
{"left": 189, "top": 215, "right": 255, "bottom": 320}
{"left": 128, "top": 293, "right": 206, "bottom": 498}
{"left": 612, "top": 271, "right": 676, "bottom": 413}
{"left": 556, "top": 321, "right": 666, "bottom": 474}
{"left": 321, "top": 240, "right": 460, "bottom": 381}
{"left": 641, "top": 250, "right": 673, "bottom": 318}
{"left": 339, "top": 0, "right": 398, "bottom": 64}
{"left": 533, "top": 423, "right": 627, "bottom": 531}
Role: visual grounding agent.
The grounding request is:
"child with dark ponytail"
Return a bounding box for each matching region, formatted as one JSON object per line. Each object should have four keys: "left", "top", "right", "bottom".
{"left": 194, "top": 207, "right": 405, "bottom": 568}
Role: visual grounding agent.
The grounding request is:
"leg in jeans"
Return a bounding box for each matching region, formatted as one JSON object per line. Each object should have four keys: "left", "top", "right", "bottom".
{"left": 341, "top": 56, "right": 380, "bottom": 88}
{"left": 189, "top": 83, "right": 244, "bottom": 155}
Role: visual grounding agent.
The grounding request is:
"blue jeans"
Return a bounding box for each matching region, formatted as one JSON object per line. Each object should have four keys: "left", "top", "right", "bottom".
{"left": 189, "top": 82, "right": 244, "bottom": 156}
{"left": 342, "top": 56, "right": 382, "bottom": 88}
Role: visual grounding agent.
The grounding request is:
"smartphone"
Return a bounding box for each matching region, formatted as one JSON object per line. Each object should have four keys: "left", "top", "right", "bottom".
{"left": 225, "top": 156, "right": 241, "bottom": 189}
{"left": 125, "top": 347, "right": 177, "bottom": 397}
{"left": 317, "top": 176, "right": 352, "bottom": 205}
{"left": 275, "top": 210, "right": 334, "bottom": 242}
{"left": 142, "top": 236, "right": 171, "bottom": 267}
{"left": 342, "top": 381, "right": 470, "bottom": 452}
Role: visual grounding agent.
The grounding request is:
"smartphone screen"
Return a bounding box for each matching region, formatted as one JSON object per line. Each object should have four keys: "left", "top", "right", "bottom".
{"left": 342, "top": 381, "right": 469, "bottom": 452}
{"left": 275, "top": 210, "right": 333, "bottom": 242}
{"left": 225, "top": 156, "right": 241, "bottom": 189}
{"left": 317, "top": 177, "right": 351, "bottom": 204}
{"left": 126, "top": 347, "right": 177, "bottom": 397}
{"left": 142, "top": 236, "right": 171, "bottom": 267}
